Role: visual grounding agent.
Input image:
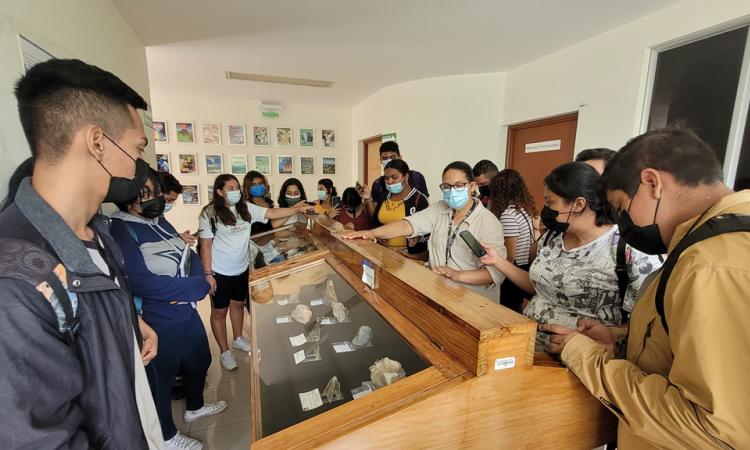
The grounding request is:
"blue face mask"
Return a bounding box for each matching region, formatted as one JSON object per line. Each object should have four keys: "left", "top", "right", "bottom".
{"left": 386, "top": 180, "right": 404, "bottom": 195}
{"left": 443, "top": 187, "right": 470, "bottom": 210}
{"left": 317, "top": 190, "right": 328, "bottom": 201}
{"left": 163, "top": 202, "right": 174, "bottom": 214}
{"left": 249, "top": 184, "right": 266, "bottom": 197}
{"left": 226, "top": 190, "right": 242, "bottom": 205}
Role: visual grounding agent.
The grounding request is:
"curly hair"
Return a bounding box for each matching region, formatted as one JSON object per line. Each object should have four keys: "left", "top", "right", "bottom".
{"left": 488, "top": 169, "right": 537, "bottom": 219}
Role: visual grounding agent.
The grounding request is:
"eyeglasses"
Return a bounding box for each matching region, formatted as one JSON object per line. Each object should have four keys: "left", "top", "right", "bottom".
{"left": 438, "top": 182, "right": 470, "bottom": 193}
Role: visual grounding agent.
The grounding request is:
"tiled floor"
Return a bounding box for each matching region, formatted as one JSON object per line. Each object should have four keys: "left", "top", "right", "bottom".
{"left": 169, "top": 299, "right": 252, "bottom": 450}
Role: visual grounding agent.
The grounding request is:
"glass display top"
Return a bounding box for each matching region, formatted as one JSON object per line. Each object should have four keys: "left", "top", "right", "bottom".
{"left": 251, "top": 225, "right": 318, "bottom": 269}
{"left": 250, "top": 262, "right": 429, "bottom": 438}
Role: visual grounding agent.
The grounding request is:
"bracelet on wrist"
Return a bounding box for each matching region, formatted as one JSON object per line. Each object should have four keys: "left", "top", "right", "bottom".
{"left": 204, "top": 271, "right": 214, "bottom": 276}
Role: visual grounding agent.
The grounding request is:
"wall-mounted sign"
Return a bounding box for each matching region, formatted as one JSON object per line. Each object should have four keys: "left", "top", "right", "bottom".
{"left": 262, "top": 111, "right": 279, "bottom": 118}
{"left": 525, "top": 139, "right": 561, "bottom": 153}
{"left": 381, "top": 133, "right": 397, "bottom": 143}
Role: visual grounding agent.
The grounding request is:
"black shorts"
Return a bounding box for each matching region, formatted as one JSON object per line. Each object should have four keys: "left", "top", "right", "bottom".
{"left": 211, "top": 269, "right": 249, "bottom": 309}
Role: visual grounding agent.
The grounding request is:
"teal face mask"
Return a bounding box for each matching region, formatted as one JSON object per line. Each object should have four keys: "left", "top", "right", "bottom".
{"left": 226, "top": 190, "right": 242, "bottom": 205}
{"left": 443, "top": 187, "right": 470, "bottom": 210}
{"left": 317, "top": 190, "right": 328, "bottom": 201}
{"left": 386, "top": 180, "right": 404, "bottom": 195}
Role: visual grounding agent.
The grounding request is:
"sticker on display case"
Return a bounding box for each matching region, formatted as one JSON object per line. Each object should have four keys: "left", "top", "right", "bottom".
{"left": 494, "top": 356, "right": 516, "bottom": 371}
{"left": 362, "top": 259, "right": 376, "bottom": 289}
{"left": 351, "top": 381, "right": 376, "bottom": 399}
{"left": 275, "top": 315, "right": 293, "bottom": 324}
{"left": 298, "top": 388, "right": 323, "bottom": 411}
{"left": 289, "top": 333, "right": 307, "bottom": 347}
{"left": 332, "top": 341, "right": 356, "bottom": 353}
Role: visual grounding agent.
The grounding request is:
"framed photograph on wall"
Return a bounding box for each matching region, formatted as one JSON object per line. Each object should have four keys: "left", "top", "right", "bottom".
{"left": 253, "top": 126, "right": 269, "bottom": 146}
{"left": 178, "top": 153, "right": 198, "bottom": 174}
{"left": 227, "top": 124, "right": 246, "bottom": 145}
{"left": 276, "top": 127, "right": 293, "bottom": 147}
{"left": 300, "top": 156, "right": 315, "bottom": 175}
{"left": 206, "top": 185, "right": 214, "bottom": 204}
{"left": 156, "top": 153, "right": 171, "bottom": 173}
{"left": 322, "top": 156, "right": 336, "bottom": 174}
{"left": 175, "top": 122, "right": 195, "bottom": 143}
{"left": 299, "top": 128, "right": 314, "bottom": 147}
{"left": 255, "top": 155, "right": 271, "bottom": 175}
{"left": 201, "top": 123, "right": 221, "bottom": 145}
{"left": 152, "top": 120, "right": 168, "bottom": 143}
{"left": 205, "top": 154, "right": 223, "bottom": 175}
{"left": 321, "top": 129, "right": 336, "bottom": 147}
{"left": 182, "top": 185, "right": 200, "bottom": 205}
{"left": 277, "top": 155, "right": 293, "bottom": 175}
{"left": 230, "top": 154, "right": 248, "bottom": 175}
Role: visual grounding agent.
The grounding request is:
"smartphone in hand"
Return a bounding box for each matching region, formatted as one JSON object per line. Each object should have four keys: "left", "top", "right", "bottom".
{"left": 459, "top": 230, "right": 486, "bottom": 257}
{"left": 331, "top": 196, "right": 342, "bottom": 208}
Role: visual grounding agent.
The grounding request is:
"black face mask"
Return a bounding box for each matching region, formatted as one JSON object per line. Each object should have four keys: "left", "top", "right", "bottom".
{"left": 540, "top": 205, "right": 573, "bottom": 234}
{"left": 617, "top": 188, "right": 667, "bottom": 255}
{"left": 139, "top": 195, "right": 166, "bottom": 219}
{"left": 345, "top": 206, "right": 358, "bottom": 215}
{"left": 478, "top": 186, "right": 490, "bottom": 198}
{"left": 98, "top": 135, "right": 149, "bottom": 204}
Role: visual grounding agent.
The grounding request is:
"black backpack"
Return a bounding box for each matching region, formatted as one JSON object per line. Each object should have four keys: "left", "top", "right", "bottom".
{"left": 0, "top": 238, "right": 79, "bottom": 345}
{"left": 655, "top": 214, "right": 750, "bottom": 334}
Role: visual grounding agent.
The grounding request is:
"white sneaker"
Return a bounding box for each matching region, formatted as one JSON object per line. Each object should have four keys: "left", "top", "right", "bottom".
{"left": 231, "top": 336, "right": 251, "bottom": 353}
{"left": 164, "top": 431, "right": 203, "bottom": 450}
{"left": 184, "top": 400, "right": 228, "bottom": 423}
{"left": 220, "top": 350, "right": 238, "bottom": 371}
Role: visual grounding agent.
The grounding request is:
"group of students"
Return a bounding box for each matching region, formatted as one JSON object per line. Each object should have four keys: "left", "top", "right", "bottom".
{"left": 1, "top": 58, "right": 749, "bottom": 450}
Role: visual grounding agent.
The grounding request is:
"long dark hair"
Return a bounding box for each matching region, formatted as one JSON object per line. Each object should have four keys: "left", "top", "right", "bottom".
{"left": 206, "top": 174, "right": 251, "bottom": 225}
{"left": 544, "top": 162, "right": 613, "bottom": 226}
{"left": 278, "top": 178, "right": 307, "bottom": 207}
{"left": 318, "top": 178, "right": 337, "bottom": 197}
{"left": 242, "top": 170, "right": 270, "bottom": 202}
{"left": 488, "top": 169, "right": 537, "bottom": 219}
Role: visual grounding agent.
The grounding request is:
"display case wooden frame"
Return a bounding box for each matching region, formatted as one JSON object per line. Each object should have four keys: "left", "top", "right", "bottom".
{"left": 247, "top": 217, "right": 617, "bottom": 449}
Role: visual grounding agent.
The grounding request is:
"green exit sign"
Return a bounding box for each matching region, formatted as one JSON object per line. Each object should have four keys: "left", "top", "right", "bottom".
{"left": 262, "top": 111, "right": 279, "bottom": 118}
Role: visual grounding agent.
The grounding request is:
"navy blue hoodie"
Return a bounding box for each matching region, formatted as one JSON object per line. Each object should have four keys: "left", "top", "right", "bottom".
{"left": 110, "top": 212, "right": 210, "bottom": 327}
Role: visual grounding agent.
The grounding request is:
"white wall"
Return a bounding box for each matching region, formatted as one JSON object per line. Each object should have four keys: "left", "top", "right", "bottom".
{"left": 352, "top": 73, "right": 506, "bottom": 198}
{"left": 0, "top": 0, "right": 151, "bottom": 199}
{"left": 148, "top": 83, "right": 353, "bottom": 233}
{"left": 503, "top": 0, "right": 750, "bottom": 154}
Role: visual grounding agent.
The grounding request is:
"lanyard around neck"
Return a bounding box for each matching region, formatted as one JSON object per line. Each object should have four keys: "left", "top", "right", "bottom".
{"left": 445, "top": 199, "right": 478, "bottom": 264}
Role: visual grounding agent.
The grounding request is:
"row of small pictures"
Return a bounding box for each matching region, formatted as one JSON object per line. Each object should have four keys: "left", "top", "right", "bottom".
{"left": 157, "top": 153, "right": 336, "bottom": 176}
{"left": 152, "top": 121, "right": 335, "bottom": 147}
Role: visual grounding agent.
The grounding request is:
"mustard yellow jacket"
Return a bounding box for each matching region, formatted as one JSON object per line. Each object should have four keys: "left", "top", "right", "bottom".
{"left": 561, "top": 191, "right": 750, "bottom": 449}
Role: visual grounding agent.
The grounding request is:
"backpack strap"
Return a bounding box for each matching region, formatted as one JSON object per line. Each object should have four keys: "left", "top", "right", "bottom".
{"left": 655, "top": 214, "right": 750, "bottom": 334}
{"left": 210, "top": 217, "right": 217, "bottom": 234}
{"left": 0, "top": 238, "right": 79, "bottom": 345}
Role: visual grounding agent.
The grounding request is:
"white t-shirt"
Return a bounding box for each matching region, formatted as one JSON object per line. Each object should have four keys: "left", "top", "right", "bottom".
{"left": 199, "top": 202, "right": 268, "bottom": 276}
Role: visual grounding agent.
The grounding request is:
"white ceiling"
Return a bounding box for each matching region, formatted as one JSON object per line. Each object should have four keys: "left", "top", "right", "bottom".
{"left": 113, "top": 0, "right": 681, "bottom": 107}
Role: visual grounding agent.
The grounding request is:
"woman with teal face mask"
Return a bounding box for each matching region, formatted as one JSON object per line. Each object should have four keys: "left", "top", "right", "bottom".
{"left": 198, "top": 174, "right": 311, "bottom": 371}
{"left": 243, "top": 171, "right": 275, "bottom": 234}
{"left": 314, "top": 178, "right": 340, "bottom": 219}
{"left": 344, "top": 161, "right": 508, "bottom": 300}
{"left": 370, "top": 159, "right": 429, "bottom": 259}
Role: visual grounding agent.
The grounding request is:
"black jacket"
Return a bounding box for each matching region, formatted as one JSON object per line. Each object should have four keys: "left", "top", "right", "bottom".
{"left": 0, "top": 179, "right": 148, "bottom": 449}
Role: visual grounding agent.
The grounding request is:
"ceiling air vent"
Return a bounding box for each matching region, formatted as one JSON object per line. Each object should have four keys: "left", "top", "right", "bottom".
{"left": 225, "top": 71, "right": 334, "bottom": 88}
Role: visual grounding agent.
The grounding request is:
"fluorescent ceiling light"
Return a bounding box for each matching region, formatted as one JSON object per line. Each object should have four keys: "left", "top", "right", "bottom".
{"left": 225, "top": 71, "right": 334, "bottom": 88}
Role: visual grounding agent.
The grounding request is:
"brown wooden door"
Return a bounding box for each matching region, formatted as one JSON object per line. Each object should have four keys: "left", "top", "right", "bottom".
{"left": 506, "top": 113, "right": 578, "bottom": 213}
{"left": 364, "top": 136, "right": 382, "bottom": 187}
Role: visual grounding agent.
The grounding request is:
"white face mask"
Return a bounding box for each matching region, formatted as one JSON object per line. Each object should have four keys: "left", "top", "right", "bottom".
{"left": 381, "top": 159, "right": 392, "bottom": 169}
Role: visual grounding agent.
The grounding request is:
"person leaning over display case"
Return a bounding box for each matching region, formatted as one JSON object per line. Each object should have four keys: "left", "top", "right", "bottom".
{"left": 479, "top": 162, "right": 661, "bottom": 350}
{"left": 369, "top": 159, "right": 429, "bottom": 259}
{"left": 199, "top": 174, "right": 312, "bottom": 371}
{"left": 541, "top": 128, "right": 750, "bottom": 449}
{"left": 336, "top": 187, "right": 372, "bottom": 231}
{"left": 345, "top": 161, "right": 506, "bottom": 299}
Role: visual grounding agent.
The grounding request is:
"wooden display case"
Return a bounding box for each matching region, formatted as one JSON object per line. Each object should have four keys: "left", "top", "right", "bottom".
{"left": 247, "top": 216, "right": 617, "bottom": 449}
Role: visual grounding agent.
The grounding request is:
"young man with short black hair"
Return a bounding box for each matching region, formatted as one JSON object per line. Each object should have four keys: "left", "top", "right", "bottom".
{"left": 0, "top": 59, "right": 164, "bottom": 449}
{"left": 371, "top": 141, "right": 429, "bottom": 203}
{"left": 542, "top": 127, "right": 750, "bottom": 449}
{"left": 472, "top": 159, "right": 499, "bottom": 206}
{"left": 575, "top": 147, "right": 617, "bottom": 175}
